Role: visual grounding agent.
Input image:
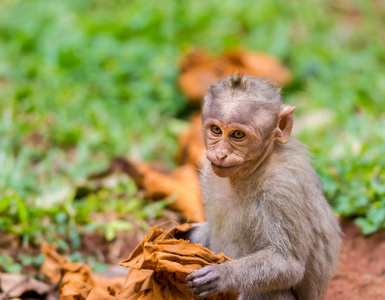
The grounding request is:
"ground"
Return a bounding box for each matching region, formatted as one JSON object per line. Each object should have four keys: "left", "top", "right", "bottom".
{"left": 325, "top": 219, "right": 385, "bottom": 300}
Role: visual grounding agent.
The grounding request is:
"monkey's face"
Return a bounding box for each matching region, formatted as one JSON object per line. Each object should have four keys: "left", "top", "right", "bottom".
{"left": 201, "top": 75, "right": 297, "bottom": 179}
{"left": 203, "top": 117, "right": 270, "bottom": 179}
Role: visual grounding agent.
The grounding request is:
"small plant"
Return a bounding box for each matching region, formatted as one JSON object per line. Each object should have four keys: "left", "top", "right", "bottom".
{"left": 307, "top": 116, "right": 385, "bottom": 234}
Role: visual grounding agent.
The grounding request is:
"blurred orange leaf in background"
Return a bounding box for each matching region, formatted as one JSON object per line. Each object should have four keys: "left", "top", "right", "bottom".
{"left": 178, "top": 48, "right": 292, "bottom": 104}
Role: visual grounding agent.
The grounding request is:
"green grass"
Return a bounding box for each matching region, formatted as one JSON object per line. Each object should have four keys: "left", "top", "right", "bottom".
{"left": 0, "top": 0, "right": 385, "bottom": 272}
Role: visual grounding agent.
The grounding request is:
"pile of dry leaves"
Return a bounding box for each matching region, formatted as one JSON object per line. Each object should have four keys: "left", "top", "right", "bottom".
{"left": 39, "top": 222, "right": 235, "bottom": 300}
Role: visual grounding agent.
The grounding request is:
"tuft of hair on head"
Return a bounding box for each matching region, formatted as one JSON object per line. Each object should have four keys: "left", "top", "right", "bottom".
{"left": 228, "top": 73, "right": 249, "bottom": 91}
{"left": 205, "top": 75, "right": 284, "bottom": 114}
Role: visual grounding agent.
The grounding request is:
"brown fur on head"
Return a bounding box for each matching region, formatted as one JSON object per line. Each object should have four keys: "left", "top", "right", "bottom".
{"left": 202, "top": 75, "right": 296, "bottom": 179}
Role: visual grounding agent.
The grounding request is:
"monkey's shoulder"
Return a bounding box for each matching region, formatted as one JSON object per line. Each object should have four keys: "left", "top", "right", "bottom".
{"left": 260, "top": 148, "right": 323, "bottom": 193}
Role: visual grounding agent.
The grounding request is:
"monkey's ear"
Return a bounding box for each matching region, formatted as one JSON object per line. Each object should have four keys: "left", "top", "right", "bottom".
{"left": 275, "top": 105, "right": 297, "bottom": 144}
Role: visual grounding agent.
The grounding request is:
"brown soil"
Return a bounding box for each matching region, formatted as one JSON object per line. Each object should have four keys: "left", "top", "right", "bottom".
{"left": 325, "top": 219, "right": 385, "bottom": 300}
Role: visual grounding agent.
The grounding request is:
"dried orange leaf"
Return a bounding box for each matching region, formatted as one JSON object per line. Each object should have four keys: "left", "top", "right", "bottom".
{"left": 40, "top": 223, "right": 236, "bottom": 299}
{"left": 102, "top": 158, "right": 204, "bottom": 223}
{"left": 41, "top": 243, "right": 126, "bottom": 300}
{"left": 141, "top": 164, "right": 204, "bottom": 222}
{"left": 0, "top": 273, "right": 51, "bottom": 298}
{"left": 118, "top": 222, "right": 236, "bottom": 300}
{"left": 178, "top": 48, "right": 292, "bottom": 104}
{"left": 224, "top": 49, "right": 293, "bottom": 85}
{"left": 41, "top": 242, "right": 69, "bottom": 284}
{"left": 175, "top": 115, "right": 205, "bottom": 167}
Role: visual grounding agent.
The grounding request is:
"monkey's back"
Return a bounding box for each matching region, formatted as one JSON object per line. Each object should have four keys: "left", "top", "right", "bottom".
{"left": 200, "top": 139, "right": 341, "bottom": 300}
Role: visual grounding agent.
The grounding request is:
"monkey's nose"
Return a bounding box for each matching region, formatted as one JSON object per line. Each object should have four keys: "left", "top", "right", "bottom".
{"left": 216, "top": 152, "right": 228, "bottom": 160}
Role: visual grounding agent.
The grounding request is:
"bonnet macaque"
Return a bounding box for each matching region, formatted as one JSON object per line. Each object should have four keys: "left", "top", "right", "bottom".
{"left": 186, "top": 75, "right": 341, "bottom": 300}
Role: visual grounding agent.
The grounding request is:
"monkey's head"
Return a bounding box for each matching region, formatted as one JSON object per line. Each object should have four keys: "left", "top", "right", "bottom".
{"left": 202, "top": 75, "right": 296, "bottom": 179}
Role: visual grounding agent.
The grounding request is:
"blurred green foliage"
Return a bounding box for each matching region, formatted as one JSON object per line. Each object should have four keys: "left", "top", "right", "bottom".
{"left": 0, "top": 0, "right": 384, "bottom": 273}
{"left": 0, "top": 180, "right": 168, "bottom": 247}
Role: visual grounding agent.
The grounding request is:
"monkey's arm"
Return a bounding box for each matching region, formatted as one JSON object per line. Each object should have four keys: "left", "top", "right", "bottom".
{"left": 227, "top": 246, "right": 305, "bottom": 291}
{"left": 187, "top": 246, "right": 305, "bottom": 298}
{"left": 187, "top": 188, "right": 311, "bottom": 297}
{"left": 187, "top": 222, "right": 211, "bottom": 248}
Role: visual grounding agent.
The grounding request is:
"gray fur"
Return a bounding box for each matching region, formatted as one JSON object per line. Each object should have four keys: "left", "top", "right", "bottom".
{"left": 186, "top": 75, "right": 341, "bottom": 300}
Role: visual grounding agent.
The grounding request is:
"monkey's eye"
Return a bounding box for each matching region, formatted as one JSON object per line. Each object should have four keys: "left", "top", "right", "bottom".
{"left": 210, "top": 125, "right": 222, "bottom": 135}
{"left": 232, "top": 130, "right": 246, "bottom": 139}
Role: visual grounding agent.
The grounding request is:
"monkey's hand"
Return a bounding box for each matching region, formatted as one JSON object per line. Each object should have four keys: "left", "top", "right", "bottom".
{"left": 186, "top": 263, "right": 229, "bottom": 298}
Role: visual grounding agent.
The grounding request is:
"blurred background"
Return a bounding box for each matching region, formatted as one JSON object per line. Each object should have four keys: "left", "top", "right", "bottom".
{"left": 0, "top": 0, "right": 384, "bottom": 279}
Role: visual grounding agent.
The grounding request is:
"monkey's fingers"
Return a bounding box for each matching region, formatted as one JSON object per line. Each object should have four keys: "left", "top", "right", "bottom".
{"left": 187, "top": 269, "right": 215, "bottom": 287}
{"left": 189, "top": 274, "right": 216, "bottom": 286}
{"left": 186, "top": 267, "right": 221, "bottom": 298}
{"left": 188, "top": 279, "right": 219, "bottom": 296}
{"left": 186, "top": 267, "right": 214, "bottom": 281}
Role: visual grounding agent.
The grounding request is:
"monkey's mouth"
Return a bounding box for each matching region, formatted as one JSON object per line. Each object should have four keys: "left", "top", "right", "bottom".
{"left": 210, "top": 162, "right": 241, "bottom": 170}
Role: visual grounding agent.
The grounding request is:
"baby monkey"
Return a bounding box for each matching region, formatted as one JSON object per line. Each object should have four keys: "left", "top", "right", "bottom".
{"left": 186, "top": 75, "right": 341, "bottom": 300}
